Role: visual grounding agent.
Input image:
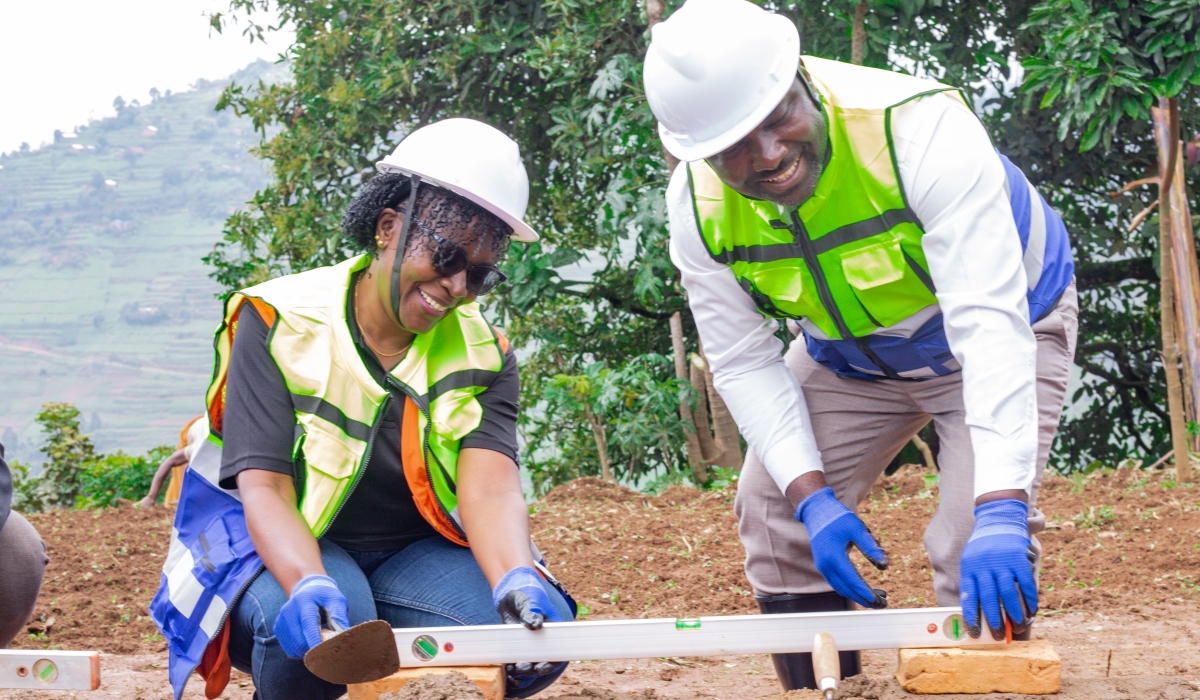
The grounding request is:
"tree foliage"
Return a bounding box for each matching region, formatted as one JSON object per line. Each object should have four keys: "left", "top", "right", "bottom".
{"left": 1020, "top": 0, "right": 1200, "bottom": 465}
{"left": 35, "top": 403, "right": 97, "bottom": 508}
{"left": 206, "top": 0, "right": 1199, "bottom": 482}
{"left": 12, "top": 403, "right": 171, "bottom": 512}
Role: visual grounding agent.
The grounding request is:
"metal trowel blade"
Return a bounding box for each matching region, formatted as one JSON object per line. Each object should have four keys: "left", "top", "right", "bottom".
{"left": 303, "top": 619, "right": 400, "bottom": 685}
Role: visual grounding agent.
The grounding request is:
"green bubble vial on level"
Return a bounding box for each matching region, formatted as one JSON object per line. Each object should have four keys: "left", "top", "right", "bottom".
{"left": 675, "top": 618, "right": 702, "bottom": 630}
{"left": 943, "top": 614, "right": 966, "bottom": 641}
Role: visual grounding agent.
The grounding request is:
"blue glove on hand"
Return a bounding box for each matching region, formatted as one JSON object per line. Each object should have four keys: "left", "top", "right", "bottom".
{"left": 960, "top": 499, "right": 1037, "bottom": 640}
{"left": 796, "top": 487, "right": 889, "bottom": 609}
{"left": 493, "top": 566, "right": 568, "bottom": 698}
{"left": 273, "top": 574, "right": 350, "bottom": 659}
{"left": 493, "top": 565, "right": 564, "bottom": 629}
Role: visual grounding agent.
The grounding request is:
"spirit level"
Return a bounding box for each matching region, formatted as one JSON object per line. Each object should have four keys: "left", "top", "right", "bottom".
{"left": 0, "top": 650, "right": 100, "bottom": 690}
{"left": 394, "top": 606, "right": 989, "bottom": 667}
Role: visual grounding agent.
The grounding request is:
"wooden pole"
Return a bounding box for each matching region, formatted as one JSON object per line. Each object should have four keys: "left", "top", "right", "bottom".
{"left": 1152, "top": 101, "right": 1196, "bottom": 482}
{"left": 671, "top": 312, "right": 709, "bottom": 484}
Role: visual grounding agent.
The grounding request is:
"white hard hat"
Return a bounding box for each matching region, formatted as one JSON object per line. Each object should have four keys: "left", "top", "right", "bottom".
{"left": 375, "top": 118, "right": 538, "bottom": 242}
{"left": 644, "top": 0, "right": 800, "bottom": 162}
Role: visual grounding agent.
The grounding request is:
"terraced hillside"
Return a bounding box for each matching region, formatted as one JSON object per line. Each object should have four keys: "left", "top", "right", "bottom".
{"left": 0, "top": 60, "right": 285, "bottom": 463}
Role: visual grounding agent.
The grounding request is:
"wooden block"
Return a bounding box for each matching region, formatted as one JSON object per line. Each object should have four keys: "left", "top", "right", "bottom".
{"left": 896, "top": 640, "right": 1061, "bottom": 694}
{"left": 346, "top": 665, "right": 504, "bottom": 700}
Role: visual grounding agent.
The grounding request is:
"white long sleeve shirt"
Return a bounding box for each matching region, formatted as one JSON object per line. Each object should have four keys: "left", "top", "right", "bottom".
{"left": 668, "top": 91, "right": 1039, "bottom": 500}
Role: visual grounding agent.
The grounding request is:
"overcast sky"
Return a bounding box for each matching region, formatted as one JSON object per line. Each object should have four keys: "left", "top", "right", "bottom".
{"left": 0, "top": 0, "right": 293, "bottom": 155}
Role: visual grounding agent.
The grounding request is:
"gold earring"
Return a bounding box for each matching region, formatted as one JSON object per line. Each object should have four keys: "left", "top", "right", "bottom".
{"left": 376, "top": 236, "right": 386, "bottom": 248}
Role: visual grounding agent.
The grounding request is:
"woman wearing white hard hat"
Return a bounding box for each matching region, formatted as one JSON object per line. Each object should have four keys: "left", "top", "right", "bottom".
{"left": 152, "top": 118, "right": 573, "bottom": 700}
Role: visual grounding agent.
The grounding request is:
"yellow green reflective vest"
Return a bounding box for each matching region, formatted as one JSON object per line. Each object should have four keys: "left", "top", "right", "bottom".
{"left": 689, "top": 56, "right": 965, "bottom": 342}
{"left": 206, "top": 254, "right": 509, "bottom": 544}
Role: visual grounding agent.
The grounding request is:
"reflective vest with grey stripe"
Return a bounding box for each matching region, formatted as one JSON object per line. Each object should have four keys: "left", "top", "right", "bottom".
{"left": 801, "top": 151, "right": 1074, "bottom": 379}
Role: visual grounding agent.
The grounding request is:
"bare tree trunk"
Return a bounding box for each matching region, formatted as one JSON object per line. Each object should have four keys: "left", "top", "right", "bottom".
{"left": 1153, "top": 100, "right": 1197, "bottom": 483}
{"left": 1158, "top": 238, "right": 1191, "bottom": 482}
{"left": 911, "top": 434, "right": 937, "bottom": 472}
{"left": 585, "top": 405, "right": 614, "bottom": 482}
{"left": 693, "top": 339, "right": 744, "bottom": 471}
{"left": 689, "top": 355, "right": 721, "bottom": 463}
{"left": 851, "top": 0, "right": 868, "bottom": 65}
{"left": 671, "top": 313, "right": 709, "bottom": 484}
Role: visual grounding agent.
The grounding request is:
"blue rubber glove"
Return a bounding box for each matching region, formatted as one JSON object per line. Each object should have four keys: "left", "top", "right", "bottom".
{"left": 273, "top": 574, "right": 351, "bottom": 659}
{"left": 493, "top": 566, "right": 564, "bottom": 629}
{"left": 493, "top": 566, "right": 568, "bottom": 697}
{"left": 959, "top": 499, "right": 1038, "bottom": 640}
{"left": 796, "top": 487, "right": 889, "bottom": 609}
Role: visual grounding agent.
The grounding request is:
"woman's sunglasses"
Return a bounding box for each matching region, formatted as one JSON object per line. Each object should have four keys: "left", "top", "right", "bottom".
{"left": 412, "top": 219, "right": 508, "bottom": 296}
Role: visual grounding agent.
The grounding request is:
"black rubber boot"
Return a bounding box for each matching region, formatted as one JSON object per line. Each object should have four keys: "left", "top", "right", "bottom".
{"left": 757, "top": 592, "right": 863, "bottom": 691}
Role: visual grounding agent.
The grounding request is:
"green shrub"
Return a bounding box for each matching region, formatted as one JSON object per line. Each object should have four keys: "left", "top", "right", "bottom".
{"left": 9, "top": 460, "right": 50, "bottom": 513}
{"left": 76, "top": 446, "right": 173, "bottom": 509}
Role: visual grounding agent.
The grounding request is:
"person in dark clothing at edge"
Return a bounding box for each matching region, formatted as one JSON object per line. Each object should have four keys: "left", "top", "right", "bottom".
{"left": 0, "top": 442, "right": 49, "bottom": 649}
{"left": 150, "top": 119, "right": 574, "bottom": 700}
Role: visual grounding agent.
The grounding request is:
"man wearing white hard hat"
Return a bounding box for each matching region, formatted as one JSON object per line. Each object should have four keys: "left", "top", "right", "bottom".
{"left": 150, "top": 119, "right": 574, "bottom": 700}
{"left": 645, "top": 0, "right": 1076, "bottom": 690}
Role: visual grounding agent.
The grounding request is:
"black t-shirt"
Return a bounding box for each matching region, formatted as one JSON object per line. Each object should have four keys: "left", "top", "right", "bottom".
{"left": 218, "top": 280, "right": 520, "bottom": 551}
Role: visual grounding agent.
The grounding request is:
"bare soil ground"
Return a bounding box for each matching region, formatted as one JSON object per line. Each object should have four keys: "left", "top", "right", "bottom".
{"left": 4, "top": 467, "right": 1198, "bottom": 699}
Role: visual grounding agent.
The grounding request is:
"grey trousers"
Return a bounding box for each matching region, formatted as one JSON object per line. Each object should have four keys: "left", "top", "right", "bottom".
{"left": 734, "top": 284, "right": 1078, "bottom": 605}
{"left": 0, "top": 512, "right": 48, "bottom": 648}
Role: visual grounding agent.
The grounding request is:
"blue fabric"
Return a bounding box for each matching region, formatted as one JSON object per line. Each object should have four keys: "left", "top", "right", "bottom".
{"left": 805, "top": 311, "right": 959, "bottom": 380}
{"left": 795, "top": 488, "right": 888, "bottom": 608}
{"left": 803, "top": 151, "right": 1074, "bottom": 380}
{"left": 997, "top": 153, "right": 1075, "bottom": 322}
{"left": 227, "top": 536, "right": 574, "bottom": 700}
{"left": 959, "top": 499, "right": 1037, "bottom": 636}
{"left": 273, "top": 574, "right": 350, "bottom": 659}
{"left": 149, "top": 466, "right": 264, "bottom": 700}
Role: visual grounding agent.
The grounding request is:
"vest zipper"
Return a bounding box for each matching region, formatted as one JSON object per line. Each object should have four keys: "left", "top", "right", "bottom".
{"left": 787, "top": 210, "right": 852, "bottom": 339}
{"left": 319, "top": 394, "right": 389, "bottom": 538}
{"left": 785, "top": 210, "right": 903, "bottom": 380}
{"left": 387, "top": 377, "right": 468, "bottom": 542}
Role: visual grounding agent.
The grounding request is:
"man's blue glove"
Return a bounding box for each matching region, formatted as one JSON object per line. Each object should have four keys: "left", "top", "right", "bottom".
{"left": 494, "top": 566, "right": 568, "bottom": 697}
{"left": 796, "top": 487, "right": 889, "bottom": 608}
{"left": 273, "top": 574, "right": 351, "bottom": 659}
{"left": 959, "top": 499, "right": 1037, "bottom": 640}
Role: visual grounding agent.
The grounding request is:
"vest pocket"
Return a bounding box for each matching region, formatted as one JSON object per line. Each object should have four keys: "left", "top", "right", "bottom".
{"left": 187, "top": 517, "right": 236, "bottom": 587}
{"left": 840, "top": 239, "right": 935, "bottom": 328}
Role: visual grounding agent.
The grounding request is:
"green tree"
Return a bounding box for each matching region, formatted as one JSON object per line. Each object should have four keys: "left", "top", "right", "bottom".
{"left": 206, "top": 0, "right": 1193, "bottom": 483}
{"left": 35, "top": 402, "right": 97, "bottom": 507}
{"left": 1021, "top": 0, "right": 1200, "bottom": 474}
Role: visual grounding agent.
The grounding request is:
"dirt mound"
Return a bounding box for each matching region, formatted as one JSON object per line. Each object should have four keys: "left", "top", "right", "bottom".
{"left": 533, "top": 479, "right": 755, "bottom": 618}
{"left": 380, "top": 671, "right": 486, "bottom": 700}
{"left": 13, "top": 503, "right": 171, "bottom": 654}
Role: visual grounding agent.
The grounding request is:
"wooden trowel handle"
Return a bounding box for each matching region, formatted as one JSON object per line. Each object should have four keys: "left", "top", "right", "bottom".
{"left": 812, "top": 631, "right": 839, "bottom": 700}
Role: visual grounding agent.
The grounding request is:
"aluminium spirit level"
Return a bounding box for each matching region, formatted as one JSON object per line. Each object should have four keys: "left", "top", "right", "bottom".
{"left": 0, "top": 649, "right": 100, "bottom": 690}
{"left": 394, "top": 606, "right": 991, "bottom": 667}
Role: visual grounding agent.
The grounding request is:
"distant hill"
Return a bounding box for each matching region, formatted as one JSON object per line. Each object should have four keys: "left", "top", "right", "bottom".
{"left": 0, "top": 60, "right": 287, "bottom": 464}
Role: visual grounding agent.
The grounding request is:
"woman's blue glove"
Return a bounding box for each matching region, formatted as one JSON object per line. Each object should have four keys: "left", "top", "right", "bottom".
{"left": 272, "top": 574, "right": 350, "bottom": 659}
{"left": 493, "top": 565, "right": 564, "bottom": 629}
{"left": 494, "top": 566, "right": 568, "bottom": 697}
{"left": 959, "top": 499, "right": 1037, "bottom": 640}
{"left": 795, "top": 487, "right": 889, "bottom": 609}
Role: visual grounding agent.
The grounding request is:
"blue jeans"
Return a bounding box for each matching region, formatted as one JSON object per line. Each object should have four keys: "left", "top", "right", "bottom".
{"left": 227, "top": 535, "right": 573, "bottom": 699}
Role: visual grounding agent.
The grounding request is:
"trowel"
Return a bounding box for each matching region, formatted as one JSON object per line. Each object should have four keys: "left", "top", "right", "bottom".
{"left": 303, "top": 609, "right": 400, "bottom": 685}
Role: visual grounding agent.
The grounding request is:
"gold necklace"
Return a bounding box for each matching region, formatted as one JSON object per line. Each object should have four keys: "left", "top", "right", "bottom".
{"left": 354, "top": 277, "right": 414, "bottom": 358}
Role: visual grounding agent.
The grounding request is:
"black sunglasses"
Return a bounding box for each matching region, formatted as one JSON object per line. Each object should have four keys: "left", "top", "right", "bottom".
{"left": 411, "top": 219, "right": 508, "bottom": 296}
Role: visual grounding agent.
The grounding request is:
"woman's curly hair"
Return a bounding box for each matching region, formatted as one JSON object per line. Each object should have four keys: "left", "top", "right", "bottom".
{"left": 342, "top": 172, "right": 513, "bottom": 260}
